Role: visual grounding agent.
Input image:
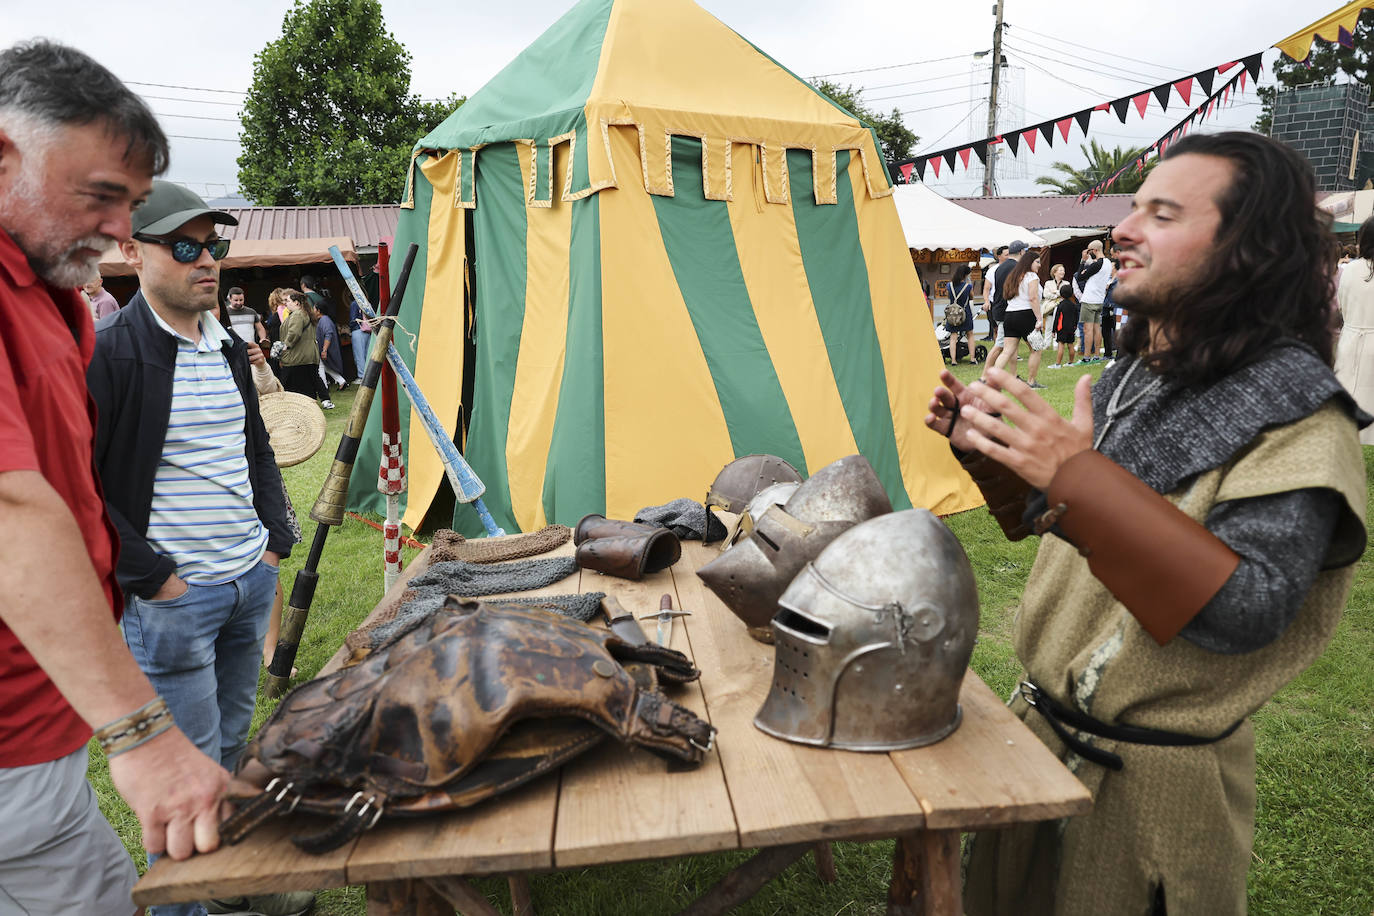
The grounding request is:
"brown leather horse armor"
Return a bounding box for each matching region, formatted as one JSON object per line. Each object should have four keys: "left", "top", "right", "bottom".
{"left": 222, "top": 599, "right": 713, "bottom": 853}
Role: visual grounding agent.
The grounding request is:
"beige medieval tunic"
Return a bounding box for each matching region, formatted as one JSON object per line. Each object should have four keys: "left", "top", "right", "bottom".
{"left": 964, "top": 400, "right": 1367, "bottom": 916}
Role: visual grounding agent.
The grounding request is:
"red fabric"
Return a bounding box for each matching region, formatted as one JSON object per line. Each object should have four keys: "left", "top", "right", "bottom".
{"left": 1173, "top": 78, "right": 1193, "bottom": 106}
{"left": 0, "top": 227, "right": 122, "bottom": 767}
{"left": 957, "top": 148, "right": 971, "bottom": 169}
{"left": 1021, "top": 129, "right": 1037, "bottom": 153}
{"left": 1057, "top": 118, "right": 1073, "bottom": 142}
{"left": 899, "top": 162, "right": 914, "bottom": 182}
{"left": 1132, "top": 93, "right": 1151, "bottom": 118}
{"left": 930, "top": 156, "right": 941, "bottom": 178}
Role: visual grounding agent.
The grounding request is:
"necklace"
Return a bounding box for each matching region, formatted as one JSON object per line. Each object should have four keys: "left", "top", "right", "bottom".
{"left": 1093, "top": 357, "right": 1163, "bottom": 450}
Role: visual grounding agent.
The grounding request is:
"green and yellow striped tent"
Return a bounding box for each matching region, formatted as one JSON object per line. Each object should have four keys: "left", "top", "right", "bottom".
{"left": 348, "top": 0, "right": 983, "bottom": 534}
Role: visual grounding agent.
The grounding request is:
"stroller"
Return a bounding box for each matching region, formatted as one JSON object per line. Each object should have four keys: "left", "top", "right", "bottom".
{"left": 935, "top": 324, "right": 987, "bottom": 364}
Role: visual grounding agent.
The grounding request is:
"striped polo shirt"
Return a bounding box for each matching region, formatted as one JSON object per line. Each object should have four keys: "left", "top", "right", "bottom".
{"left": 145, "top": 308, "right": 267, "bottom": 584}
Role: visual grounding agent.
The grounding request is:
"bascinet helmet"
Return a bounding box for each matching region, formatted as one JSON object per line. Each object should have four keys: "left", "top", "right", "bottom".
{"left": 753, "top": 509, "right": 978, "bottom": 751}
{"left": 704, "top": 454, "right": 802, "bottom": 515}
{"left": 722, "top": 480, "right": 801, "bottom": 550}
{"left": 696, "top": 455, "right": 891, "bottom": 640}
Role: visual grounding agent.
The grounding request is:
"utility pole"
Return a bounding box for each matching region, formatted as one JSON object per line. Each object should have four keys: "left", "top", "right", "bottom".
{"left": 983, "top": 0, "right": 1005, "bottom": 197}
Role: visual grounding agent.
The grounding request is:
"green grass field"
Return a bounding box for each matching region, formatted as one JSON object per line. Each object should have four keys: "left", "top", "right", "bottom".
{"left": 91, "top": 353, "right": 1374, "bottom": 914}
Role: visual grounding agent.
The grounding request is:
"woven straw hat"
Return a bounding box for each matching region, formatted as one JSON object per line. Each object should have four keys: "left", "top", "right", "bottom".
{"left": 259, "top": 391, "right": 326, "bottom": 467}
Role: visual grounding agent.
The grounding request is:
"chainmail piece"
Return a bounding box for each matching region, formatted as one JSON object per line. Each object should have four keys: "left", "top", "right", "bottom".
{"left": 634, "top": 497, "right": 728, "bottom": 541}
{"left": 429, "top": 525, "right": 572, "bottom": 564}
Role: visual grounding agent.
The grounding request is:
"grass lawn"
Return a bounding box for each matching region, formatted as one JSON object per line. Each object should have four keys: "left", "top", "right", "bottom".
{"left": 90, "top": 352, "right": 1374, "bottom": 914}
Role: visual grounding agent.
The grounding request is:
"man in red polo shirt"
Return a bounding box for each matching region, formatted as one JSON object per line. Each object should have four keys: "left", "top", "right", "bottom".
{"left": 0, "top": 41, "right": 230, "bottom": 912}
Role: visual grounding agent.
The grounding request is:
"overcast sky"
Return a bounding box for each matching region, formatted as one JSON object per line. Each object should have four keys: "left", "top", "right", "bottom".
{"left": 2, "top": 0, "right": 1349, "bottom": 200}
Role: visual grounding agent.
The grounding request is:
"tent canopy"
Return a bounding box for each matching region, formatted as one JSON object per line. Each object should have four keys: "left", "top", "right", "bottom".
{"left": 891, "top": 184, "right": 1044, "bottom": 251}
{"left": 351, "top": 0, "right": 982, "bottom": 534}
{"left": 99, "top": 236, "right": 357, "bottom": 277}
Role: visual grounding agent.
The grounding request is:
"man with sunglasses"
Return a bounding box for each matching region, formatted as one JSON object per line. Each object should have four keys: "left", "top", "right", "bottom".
{"left": 89, "top": 181, "right": 309, "bottom": 916}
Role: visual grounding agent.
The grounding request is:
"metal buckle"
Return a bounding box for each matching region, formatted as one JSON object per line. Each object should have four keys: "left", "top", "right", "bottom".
{"left": 264, "top": 777, "right": 302, "bottom": 813}
{"left": 689, "top": 727, "right": 717, "bottom": 754}
{"left": 344, "top": 791, "right": 385, "bottom": 829}
{"left": 1018, "top": 681, "right": 1039, "bottom": 708}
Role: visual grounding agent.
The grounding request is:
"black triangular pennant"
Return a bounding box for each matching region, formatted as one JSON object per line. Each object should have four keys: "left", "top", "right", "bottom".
{"left": 1039, "top": 121, "right": 1056, "bottom": 144}
{"left": 972, "top": 141, "right": 988, "bottom": 166}
{"left": 943, "top": 149, "right": 957, "bottom": 171}
{"left": 1074, "top": 108, "right": 1093, "bottom": 134}
{"left": 1004, "top": 131, "right": 1020, "bottom": 157}
{"left": 1152, "top": 84, "right": 1171, "bottom": 111}
{"left": 1196, "top": 69, "right": 1215, "bottom": 96}
{"left": 1111, "top": 97, "right": 1130, "bottom": 123}
{"left": 915, "top": 157, "right": 928, "bottom": 181}
{"left": 1243, "top": 52, "right": 1262, "bottom": 82}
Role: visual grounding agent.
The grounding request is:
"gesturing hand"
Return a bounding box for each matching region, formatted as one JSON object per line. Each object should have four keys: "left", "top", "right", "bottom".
{"left": 960, "top": 367, "right": 1095, "bottom": 488}
{"left": 924, "top": 369, "right": 1002, "bottom": 454}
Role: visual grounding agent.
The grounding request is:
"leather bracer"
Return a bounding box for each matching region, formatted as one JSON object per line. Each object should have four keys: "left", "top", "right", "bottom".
{"left": 1041, "top": 449, "right": 1241, "bottom": 645}
{"left": 956, "top": 447, "right": 1035, "bottom": 541}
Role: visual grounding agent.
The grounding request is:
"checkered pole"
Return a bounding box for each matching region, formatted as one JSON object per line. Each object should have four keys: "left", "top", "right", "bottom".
{"left": 376, "top": 242, "right": 406, "bottom": 593}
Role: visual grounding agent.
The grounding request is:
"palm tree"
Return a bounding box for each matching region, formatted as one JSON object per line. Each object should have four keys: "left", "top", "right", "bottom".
{"left": 1034, "top": 140, "right": 1156, "bottom": 195}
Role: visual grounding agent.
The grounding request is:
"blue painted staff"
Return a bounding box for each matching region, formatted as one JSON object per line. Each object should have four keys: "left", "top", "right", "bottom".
{"left": 264, "top": 244, "right": 418, "bottom": 698}
{"left": 326, "top": 244, "right": 503, "bottom": 537}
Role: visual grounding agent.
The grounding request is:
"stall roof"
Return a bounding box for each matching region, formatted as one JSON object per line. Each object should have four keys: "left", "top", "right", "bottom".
{"left": 892, "top": 183, "right": 1044, "bottom": 251}
{"left": 946, "top": 194, "right": 1134, "bottom": 230}
{"left": 99, "top": 236, "right": 357, "bottom": 278}
{"left": 218, "top": 205, "right": 397, "bottom": 253}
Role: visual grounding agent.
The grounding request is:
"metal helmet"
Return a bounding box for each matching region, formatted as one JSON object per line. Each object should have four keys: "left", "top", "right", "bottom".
{"left": 697, "top": 455, "right": 891, "bottom": 640}
{"left": 723, "top": 481, "right": 801, "bottom": 550}
{"left": 753, "top": 509, "right": 978, "bottom": 752}
{"left": 705, "top": 454, "right": 802, "bottom": 515}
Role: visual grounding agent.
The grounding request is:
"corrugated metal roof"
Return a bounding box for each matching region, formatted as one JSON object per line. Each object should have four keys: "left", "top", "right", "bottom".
{"left": 946, "top": 195, "right": 1134, "bottom": 230}
{"left": 218, "top": 205, "right": 399, "bottom": 252}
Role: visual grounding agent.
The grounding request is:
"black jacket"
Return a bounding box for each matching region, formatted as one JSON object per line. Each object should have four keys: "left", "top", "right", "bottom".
{"left": 88, "top": 293, "right": 293, "bottom": 598}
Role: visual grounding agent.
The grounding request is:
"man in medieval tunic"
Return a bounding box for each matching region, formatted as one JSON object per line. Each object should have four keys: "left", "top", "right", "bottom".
{"left": 925, "top": 131, "right": 1368, "bottom": 915}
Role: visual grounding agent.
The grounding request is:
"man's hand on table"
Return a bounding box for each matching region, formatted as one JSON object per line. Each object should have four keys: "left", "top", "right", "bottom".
{"left": 107, "top": 727, "right": 231, "bottom": 860}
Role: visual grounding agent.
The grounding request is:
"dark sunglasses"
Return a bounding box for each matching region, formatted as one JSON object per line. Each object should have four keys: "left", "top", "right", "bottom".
{"left": 135, "top": 234, "right": 231, "bottom": 263}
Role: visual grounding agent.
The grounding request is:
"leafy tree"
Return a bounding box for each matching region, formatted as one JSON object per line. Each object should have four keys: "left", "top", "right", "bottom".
{"left": 1033, "top": 140, "right": 1156, "bottom": 195}
{"left": 1254, "top": 14, "right": 1373, "bottom": 134}
{"left": 238, "top": 0, "right": 464, "bottom": 205}
{"left": 811, "top": 79, "right": 919, "bottom": 162}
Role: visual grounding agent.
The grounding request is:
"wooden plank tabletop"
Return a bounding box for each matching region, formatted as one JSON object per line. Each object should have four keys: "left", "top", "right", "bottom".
{"left": 135, "top": 525, "right": 1090, "bottom": 906}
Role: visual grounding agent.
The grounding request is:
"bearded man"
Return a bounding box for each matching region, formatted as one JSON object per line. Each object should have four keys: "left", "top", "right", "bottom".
{"left": 926, "top": 131, "right": 1368, "bottom": 914}
{"left": 0, "top": 40, "right": 229, "bottom": 913}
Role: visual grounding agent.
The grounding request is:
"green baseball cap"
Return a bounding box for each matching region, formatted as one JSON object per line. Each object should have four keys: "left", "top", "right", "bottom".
{"left": 131, "top": 180, "right": 238, "bottom": 236}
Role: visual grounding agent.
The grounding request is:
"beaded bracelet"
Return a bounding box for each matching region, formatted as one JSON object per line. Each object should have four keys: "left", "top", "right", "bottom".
{"left": 94, "top": 697, "right": 175, "bottom": 758}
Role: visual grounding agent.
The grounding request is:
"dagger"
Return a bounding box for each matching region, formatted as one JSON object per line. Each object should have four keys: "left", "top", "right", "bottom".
{"left": 640, "top": 593, "right": 691, "bottom": 648}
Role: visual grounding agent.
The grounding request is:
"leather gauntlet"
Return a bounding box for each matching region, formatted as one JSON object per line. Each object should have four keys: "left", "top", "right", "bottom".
{"left": 1042, "top": 449, "right": 1241, "bottom": 645}
{"left": 957, "top": 447, "right": 1035, "bottom": 541}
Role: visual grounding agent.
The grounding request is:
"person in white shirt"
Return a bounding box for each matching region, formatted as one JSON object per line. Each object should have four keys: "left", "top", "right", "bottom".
{"left": 994, "top": 250, "right": 1046, "bottom": 388}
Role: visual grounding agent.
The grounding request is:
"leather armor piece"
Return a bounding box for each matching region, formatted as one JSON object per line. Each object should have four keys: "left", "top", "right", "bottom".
{"left": 956, "top": 447, "right": 1035, "bottom": 541}
{"left": 574, "top": 513, "right": 659, "bottom": 545}
{"left": 222, "top": 600, "right": 711, "bottom": 852}
{"left": 1044, "top": 449, "right": 1241, "bottom": 645}
{"left": 576, "top": 528, "right": 681, "bottom": 580}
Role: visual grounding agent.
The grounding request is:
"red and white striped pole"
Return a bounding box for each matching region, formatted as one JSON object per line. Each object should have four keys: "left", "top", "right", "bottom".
{"left": 375, "top": 241, "right": 407, "bottom": 592}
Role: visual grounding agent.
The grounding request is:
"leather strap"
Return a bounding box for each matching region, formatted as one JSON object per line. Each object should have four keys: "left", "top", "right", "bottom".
{"left": 1045, "top": 449, "right": 1241, "bottom": 645}
{"left": 626, "top": 692, "right": 715, "bottom": 764}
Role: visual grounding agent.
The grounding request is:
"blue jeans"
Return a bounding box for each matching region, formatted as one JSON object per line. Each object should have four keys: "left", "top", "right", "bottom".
{"left": 351, "top": 328, "right": 371, "bottom": 378}
{"left": 122, "top": 557, "right": 279, "bottom": 916}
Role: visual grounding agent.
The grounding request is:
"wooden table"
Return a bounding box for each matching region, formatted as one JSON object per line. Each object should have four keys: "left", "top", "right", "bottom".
{"left": 135, "top": 536, "right": 1090, "bottom": 914}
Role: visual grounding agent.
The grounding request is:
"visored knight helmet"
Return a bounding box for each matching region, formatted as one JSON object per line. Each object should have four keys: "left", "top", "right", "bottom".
{"left": 753, "top": 509, "right": 978, "bottom": 751}
{"left": 697, "top": 455, "right": 891, "bottom": 641}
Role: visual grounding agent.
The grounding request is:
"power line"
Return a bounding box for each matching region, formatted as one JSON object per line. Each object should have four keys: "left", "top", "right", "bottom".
{"left": 865, "top": 83, "right": 974, "bottom": 104}
{"left": 1005, "top": 51, "right": 1114, "bottom": 101}
{"left": 856, "top": 70, "right": 970, "bottom": 94}
{"left": 154, "top": 111, "right": 241, "bottom": 123}
{"left": 166, "top": 135, "right": 241, "bottom": 143}
{"left": 810, "top": 52, "right": 986, "bottom": 80}
{"left": 895, "top": 98, "right": 983, "bottom": 117}
{"left": 1004, "top": 22, "right": 1191, "bottom": 75}
{"left": 138, "top": 93, "right": 243, "bottom": 109}
{"left": 123, "top": 79, "right": 246, "bottom": 95}
{"left": 1002, "top": 38, "right": 1179, "bottom": 87}
{"left": 916, "top": 105, "right": 982, "bottom": 155}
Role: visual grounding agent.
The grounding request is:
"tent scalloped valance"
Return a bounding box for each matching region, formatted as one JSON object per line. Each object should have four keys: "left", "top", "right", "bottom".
{"left": 402, "top": 121, "right": 893, "bottom": 212}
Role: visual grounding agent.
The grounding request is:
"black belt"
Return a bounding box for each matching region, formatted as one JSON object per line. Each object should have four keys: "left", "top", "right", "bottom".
{"left": 1018, "top": 681, "right": 1244, "bottom": 772}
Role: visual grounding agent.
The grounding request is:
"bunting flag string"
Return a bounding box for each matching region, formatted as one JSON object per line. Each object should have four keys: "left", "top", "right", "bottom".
{"left": 889, "top": 51, "right": 1264, "bottom": 185}
{"left": 1075, "top": 66, "right": 1248, "bottom": 203}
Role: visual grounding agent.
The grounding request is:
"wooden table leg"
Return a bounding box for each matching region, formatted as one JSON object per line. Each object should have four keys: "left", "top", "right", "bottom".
{"left": 812, "top": 842, "right": 838, "bottom": 884}
{"left": 365, "top": 878, "right": 454, "bottom": 915}
{"left": 426, "top": 875, "right": 503, "bottom": 915}
{"left": 508, "top": 875, "right": 535, "bottom": 916}
{"left": 887, "top": 830, "right": 962, "bottom": 916}
{"left": 677, "top": 842, "right": 812, "bottom": 916}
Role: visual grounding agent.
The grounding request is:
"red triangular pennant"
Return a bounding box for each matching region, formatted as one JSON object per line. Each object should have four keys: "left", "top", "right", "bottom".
{"left": 1094, "top": 102, "right": 1111, "bottom": 111}
{"left": 1132, "top": 93, "right": 1150, "bottom": 118}
{"left": 931, "top": 156, "right": 941, "bottom": 178}
{"left": 1136, "top": 158, "right": 1145, "bottom": 175}
{"left": 958, "top": 147, "right": 971, "bottom": 169}
{"left": 1218, "top": 61, "right": 1238, "bottom": 74}
{"left": 1239, "top": 70, "right": 1248, "bottom": 92}
{"left": 1223, "top": 86, "right": 1231, "bottom": 106}
{"left": 1057, "top": 118, "right": 1073, "bottom": 142}
{"left": 1207, "top": 99, "right": 1216, "bottom": 118}
{"left": 900, "top": 162, "right": 913, "bottom": 182}
{"left": 1173, "top": 78, "right": 1193, "bottom": 106}
{"left": 1022, "top": 129, "right": 1038, "bottom": 154}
